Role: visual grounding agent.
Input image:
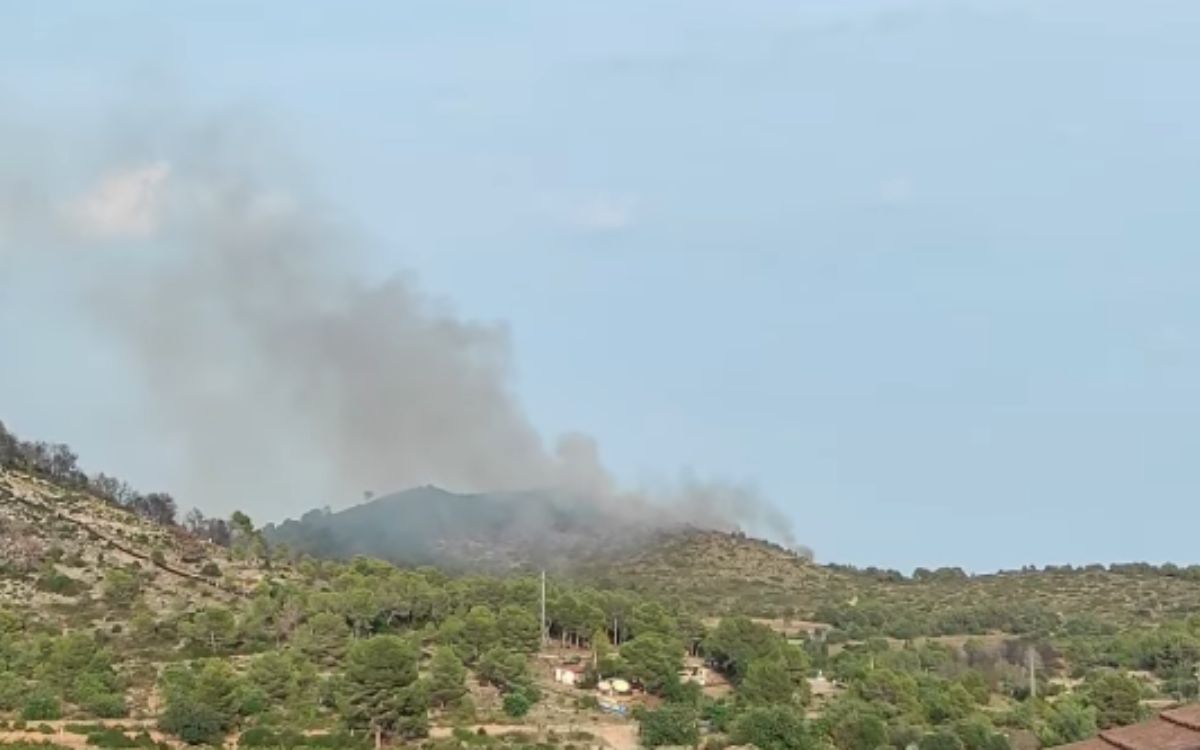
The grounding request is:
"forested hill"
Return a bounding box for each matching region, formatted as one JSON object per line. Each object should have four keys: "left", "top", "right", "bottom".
{"left": 6, "top": 419, "right": 1200, "bottom": 750}
{"left": 8, "top": 414, "right": 1200, "bottom": 641}
{"left": 265, "top": 487, "right": 1200, "bottom": 638}
{"left": 597, "top": 528, "right": 1200, "bottom": 635}
{"left": 262, "top": 486, "right": 663, "bottom": 572}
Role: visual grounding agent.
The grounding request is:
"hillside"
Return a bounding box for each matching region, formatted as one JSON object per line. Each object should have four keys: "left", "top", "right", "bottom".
{"left": 4, "top": 450, "right": 1200, "bottom": 750}
{"left": 263, "top": 486, "right": 664, "bottom": 572}
{"left": 598, "top": 529, "right": 1200, "bottom": 635}
{"left": 265, "top": 488, "right": 1200, "bottom": 637}
{"left": 587, "top": 529, "right": 850, "bottom": 615}
{"left": 16, "top": 454, "right": 1200, "bottom": 641}
{"left": 0, "top": 468, "right": 274, "bottom": 623}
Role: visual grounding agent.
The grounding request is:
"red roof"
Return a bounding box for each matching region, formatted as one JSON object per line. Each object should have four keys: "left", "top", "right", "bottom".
{"left": 1058, "top": 707, "right": 1200, "bottom": 750}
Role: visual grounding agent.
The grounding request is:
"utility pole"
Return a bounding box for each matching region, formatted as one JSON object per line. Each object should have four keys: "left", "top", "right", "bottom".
{"left": 1028, "top": 647, "right": 1037, "bottom": 699}
{"left": 540, "top": 570, "right": 547, "bottom": 647}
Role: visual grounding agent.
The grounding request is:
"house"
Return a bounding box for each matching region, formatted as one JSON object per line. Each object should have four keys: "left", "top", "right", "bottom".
{"left": 554, "top": 666, "right": 585, "bottom": 686}
{"left": 1055, "top": 705, "right": 1200, "bottom": 750}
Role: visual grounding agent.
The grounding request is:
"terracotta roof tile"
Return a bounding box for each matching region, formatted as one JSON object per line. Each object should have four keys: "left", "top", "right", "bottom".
{"left": 1163, "top": 707, "right": 1200, "bottom": 733}
{"left": 1100, "top": 717, "right": 1200, "bottom": 750}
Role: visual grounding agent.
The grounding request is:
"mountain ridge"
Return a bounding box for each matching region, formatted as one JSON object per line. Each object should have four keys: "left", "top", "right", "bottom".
{"left": 263, "top": 484, "right": 668, "bottom": 573}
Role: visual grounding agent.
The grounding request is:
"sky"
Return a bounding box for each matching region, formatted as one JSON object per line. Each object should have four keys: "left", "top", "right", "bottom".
{"left": 2, "top": 1, "right": 1200, "bottom": 572}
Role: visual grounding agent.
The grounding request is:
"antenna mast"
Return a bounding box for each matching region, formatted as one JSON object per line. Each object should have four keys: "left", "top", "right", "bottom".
{"left": 540, "top": 570, "right": 547, "bottom": 647}
{"left": 1028, "top": 647, "right": 1037, "bottom": 699}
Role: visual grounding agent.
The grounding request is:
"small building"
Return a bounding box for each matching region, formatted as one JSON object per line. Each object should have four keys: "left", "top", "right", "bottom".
{"left": 554, "top": 666, "right": 585, "bottom": 686}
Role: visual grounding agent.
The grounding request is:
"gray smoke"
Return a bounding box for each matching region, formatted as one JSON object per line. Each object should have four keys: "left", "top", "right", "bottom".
{"left": 0, "top": 116, "right": 802, "bottom": 551}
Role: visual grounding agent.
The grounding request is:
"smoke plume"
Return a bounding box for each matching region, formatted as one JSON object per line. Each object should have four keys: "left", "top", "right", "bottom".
{"left": 0, "top": 115, "right": 801, "bottom": 551}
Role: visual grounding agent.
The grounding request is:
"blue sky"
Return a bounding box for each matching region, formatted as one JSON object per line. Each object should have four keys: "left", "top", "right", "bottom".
{"left": 3, "top": 1, "right": 1200, "bottom": 571}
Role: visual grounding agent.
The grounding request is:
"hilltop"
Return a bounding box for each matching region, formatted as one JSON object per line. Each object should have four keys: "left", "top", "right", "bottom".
{"left": 263, "top": 486, "right": 676, "bottom": 572}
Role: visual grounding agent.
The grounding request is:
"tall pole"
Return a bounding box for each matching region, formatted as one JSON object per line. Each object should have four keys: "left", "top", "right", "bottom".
{"left": 1028, "top": 648, "right": 1037, "bottom": 699}
{"left": 540, "top": 570, "right": 547, "bottom": 647}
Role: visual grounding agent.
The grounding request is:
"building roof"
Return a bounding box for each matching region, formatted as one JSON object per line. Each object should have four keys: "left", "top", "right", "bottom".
{"left": 1059, "top": 707, "right": 1200, "bottom": 750}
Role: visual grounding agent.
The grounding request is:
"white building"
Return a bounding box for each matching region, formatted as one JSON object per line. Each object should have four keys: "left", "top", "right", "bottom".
{"left": 554, "top": 667, "right": 584, "bottom": 686}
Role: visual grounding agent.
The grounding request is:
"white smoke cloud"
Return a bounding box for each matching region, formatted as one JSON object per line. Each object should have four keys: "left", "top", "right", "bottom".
{"left": 2, "top": 115, "right": 800, "bottom": 550}
{"left": 69, "top": 162, "right": 170, "bottom": 239}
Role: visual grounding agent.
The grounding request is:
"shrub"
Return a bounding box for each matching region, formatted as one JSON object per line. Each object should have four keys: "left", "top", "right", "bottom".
{"left": 36, "top": 572, "right": 84, "bottom": 596}
{"left": 298, "top": 733, "right": 370, "bottom": 750}
{"left": 641, "top": 705, "right": 701, "bottom": 748}
{"left": 158, "top": 697, "right": 226, "bottom": 746}
{"left": 22, "top": 689, "right": 63, "bottom": 721}
{"left": 0, "top": 672, "right": 25, "bottom": 711}
{"left": 86, "top": 730, "right": 139, "bottom": 748}
{"left": 237, "top": 727, "right": 278, "bottom": 748}
{"left": 82, "top": 692, "right": 128, "bottom": 719}
{"left": 503, "top": 690, "right": 533, "bottom": 719}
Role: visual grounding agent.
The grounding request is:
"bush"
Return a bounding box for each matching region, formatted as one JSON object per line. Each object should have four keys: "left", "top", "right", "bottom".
{"left": 22, "top": 690, "right": 63, "bottom": 721}
{"left": 297, "top": 733, "right": 370, "bottom": 750}
{"left": 199, "top": 563, "right": 221, "bottom": 578}
{"left": 86, "top": 730, "right": 139, "bottom": 748}
{"left": 0, "top": 672, "right": 25, "bottom": 711}
{"left": 158, "top": 697, "right": 226, "bottom": 745}
{"left": 36, "top": 572, "right": 84, "bottom": 596}
{"left": 503, "top": 690, "right": 533, "bottom": 719}
{"left": 238, "top": 727, "right": 279, "bottom": 748}
{"left": 82, "top": 692, "right": 128, "bottom": 719}
{"left": 731, "top": 706, "right": 807, "bottom": 750}
{"left": 920, "top": 730, "right": 966, "bottom": 750}
{"left": 641, "top": 705, "right": 700, "bottom": 748}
